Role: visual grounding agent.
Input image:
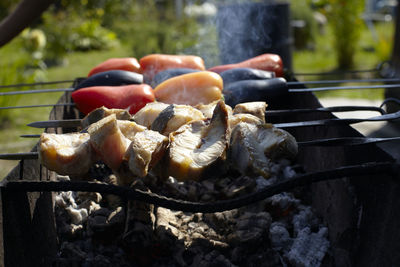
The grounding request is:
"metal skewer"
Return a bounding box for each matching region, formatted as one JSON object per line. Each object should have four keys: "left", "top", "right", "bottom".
{"left": 25, "top": 109, "right": 400, "bottom": 129}
{"left": 0, "top": 80, "right": 75, "bottom": 89}
{"left": 0, "top": 76, "right": 399, "bottom": 90}
{"left": 0, "top": 103, "right": 75, "bottom": 110}
{"left": 2, "top": 79, "right": 400, "bottom": 97}
{"left": 0, "top": 136, "right": 398, "bottom": 161}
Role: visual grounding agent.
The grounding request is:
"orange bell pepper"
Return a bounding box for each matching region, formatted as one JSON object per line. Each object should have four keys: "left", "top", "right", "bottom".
{"left": 153, "top": 71, "right": 223, "bottom": 106}
{"left": 208, "top": 53, "right": 284, "bottom": 77}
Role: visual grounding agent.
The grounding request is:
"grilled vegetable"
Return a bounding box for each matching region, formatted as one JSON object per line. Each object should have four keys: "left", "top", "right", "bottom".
{"left": 139, "top": 54, "right": 206, "bottom": 82}
{"left": 208, "top": 53, "right": 284, "bottom": 77}
{"left": 88, "top": 57, "right": 141, "bottom": 77}
{"left": 167, "top": 100, "right": 230, "bottom": 181}
{"left": 154, "top": 71, "right": 223, "bottom": 106}
{"left": 71, "top": 84, "right": 155, "bottom": 115}
{"left": 151, "top": 68, "right": 200, "bottom": 87}
{"left": 223, "top": 78, "right": 288, "bottom": 107}
{"left": 219, "top": 68, "right": 275, "bottom": 85}
{"left": 75, "top": 70, "right": 143, "bottom": 90}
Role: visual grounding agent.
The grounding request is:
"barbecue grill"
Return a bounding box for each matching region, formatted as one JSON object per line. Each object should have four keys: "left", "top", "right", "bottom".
{"left": 1, "top": 2, "right": 400, "bottom": 267}
{"left": 1, "top": 76, "right": 399, "bottom": 266}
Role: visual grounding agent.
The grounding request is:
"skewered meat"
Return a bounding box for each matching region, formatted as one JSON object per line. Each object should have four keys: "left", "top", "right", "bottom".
{"left": 123, "top": 130, "right": 169, "bottom": 179}
{"left": 229, "top": 122, "right": 297, "bottom": 178}
{"left": 117, "top": 120, "right": 147, "bottom": 141}
{"left": 81, "top": 106, "right": 131, "bottom": 129}
{"left": 88, "top": 114, "right": 130, "bottom": 170}
{"left": 229, "top": 113, "right": 264, "bottom": 130}
{"left": 151, "top": 104, "right": 205, "bottom": 135}
{"left": 38, "top": 133, "right": 96, "bottom": 176}
{"left": 133, "top": 102, "right": 170, "bottom": 128}
{"left": 166, "top": 100, "right": 230, "bottom": 181}
{"left": 195, "top": 100, "right": 233, "bottom": 119}
{"left": 233, "top": 101, "right": 267, "bottom": 123}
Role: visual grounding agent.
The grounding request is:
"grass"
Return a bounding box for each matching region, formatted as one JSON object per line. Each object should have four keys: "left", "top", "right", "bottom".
{"left": 293, "top": 21, "right": 394, "bottom": 100}
{"left": 0, "top": 42, "right": 133, "bottom": 178}
{"left": 0, "top": 19, "right": 396, "bottom": 178}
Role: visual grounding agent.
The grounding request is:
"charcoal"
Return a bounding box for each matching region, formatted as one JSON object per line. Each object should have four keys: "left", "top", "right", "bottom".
{"left": 53, "top": 162, "right": 330, "bottom": 266}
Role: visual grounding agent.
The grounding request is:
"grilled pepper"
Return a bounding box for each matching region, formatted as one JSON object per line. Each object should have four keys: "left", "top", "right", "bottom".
{"left": 71, "top": 84, "right": 155, "bottom": 115}
{"left": 139, "top": 54, "right": 206, "bottom": 83}
{"left": 76, "top": 70, "right": 143, "bottom": 90}
{"left": 88, "top": 57, "right": 141, "bottom": 77}
{"left": 153, "top": 71, "right": 223, "bottom": 106}
{"left": 208, "top": 53, "right": 284, "bottom": 77}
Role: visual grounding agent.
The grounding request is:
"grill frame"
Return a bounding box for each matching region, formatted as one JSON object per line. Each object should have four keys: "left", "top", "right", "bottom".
{"left": 0, "top": 80, "right": 399, "bottom": 266}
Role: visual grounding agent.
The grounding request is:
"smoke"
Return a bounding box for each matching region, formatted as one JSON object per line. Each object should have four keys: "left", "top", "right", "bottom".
{"left": 183, "top": 0, "right": 288, "bottom": 68}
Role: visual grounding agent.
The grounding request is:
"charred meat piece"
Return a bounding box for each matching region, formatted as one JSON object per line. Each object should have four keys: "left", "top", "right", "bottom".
{"left": 229, "top": 113, "right": 264, "bottom": 131}
{"left": 38, "top": 133, "right": 96, "bottom": 176}
{"left": 133, "top": 102, "right": 170, "bottom": 128}
{"left": 151, "top": 104, "right": 205, "bottom": 135}
{"left": 195, "top": 100, "right": 233, "bottom": 119}
{"left": 123, "top": 130, "right": 169, "bottom": 180}
{"left": 81, "top": 106, "right": 131, "bottom": 129}
{"left": 229, "top": 122, "right": 297, "bottom": 178}
{"left": 256, "top": 124, "right": 298, "bottom": 161}
{"left": 233, "top": 101, "right": 267, "bottom": 123}
{"left": 88, "top": 114, "right": 130, "bottom": 170}
{"left": 117, "top": 120, "right": 147, "bottom": 141}
{"left": 167, "top": 100, "right": 229, "bottom": 181}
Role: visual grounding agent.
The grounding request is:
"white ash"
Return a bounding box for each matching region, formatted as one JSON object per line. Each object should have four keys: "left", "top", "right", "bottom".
{"left": 285, "top": 227, "right": 330, "bottom": 267}
{"left": 52, "top": 162, "right": 331, "bottom": 266}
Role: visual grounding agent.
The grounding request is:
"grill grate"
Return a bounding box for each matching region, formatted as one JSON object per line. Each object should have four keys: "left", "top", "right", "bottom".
{"left": 1, "top": 74, "right": 400, "bottom": 266}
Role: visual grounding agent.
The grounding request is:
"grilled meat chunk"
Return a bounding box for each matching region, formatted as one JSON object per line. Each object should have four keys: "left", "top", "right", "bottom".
{"left": 233, "top": 101, "right": 267, "bottom": 122}
{"left": 195, "top": 100, "right": 233, "bottom": 119}
{"left": 167, "top": 100, "right": 229, "bottom": 181}
{"left": 229, "top": 113, "right": 264, "bottom": 130}
{"left": 229, "top": 122, "right": 297, "bottom": 178}
{"left": 81, "top": 106, "right": 131, "bottom": 129}
{"left": 117, "top": 120, "right": 147, "bottom": 141}
{"left": 38, "top": 132, "right": 95, "bottom": 176}
{"left": 151, "top": 104, "right": 205, "bottom": 135}
{"left": 133, "top": 102, "right": 170, "bottom": 128}
{"left": 88, "top": 114, "right": 130, "bottom": 170}
{"left": 123, "top": 130, "right": 169, "bottom": 179}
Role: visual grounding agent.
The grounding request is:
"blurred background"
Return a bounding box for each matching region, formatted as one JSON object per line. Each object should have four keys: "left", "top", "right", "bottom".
{"left": 0, "top": 0, "right": 397, "bottom": 177}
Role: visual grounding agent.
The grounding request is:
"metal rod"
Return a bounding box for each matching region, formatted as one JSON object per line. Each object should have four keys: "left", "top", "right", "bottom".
{"left": 0, "top": 88, "right": 74, "bottom": 96}
{"left": 1, "top": 162, "right": 398, "bottom": 213}
{"left": 0, "top": 80, "right": 75, "bottom": 89}
{"left": 298, "top": 136, "right": 400, "bottom": 146}
{"left": 0, "top": 152, "right": 39, "bottom": 160}
{"left": 0, "top": 103, "right": 75, "bottom": 110}
{"left": 287, "top": 77, "right": 400, "bottom": 86}
{"left": 289, "top": 83, "right": 400, "bottom": 93}
{"left": 27, "top": 119, "right": 82, "bottom": 129}
{"left": 2, "top": 80, "right": 400, "bottom": 97}
{"left": 274, "top": 110, "right": 400, "bottom": 128}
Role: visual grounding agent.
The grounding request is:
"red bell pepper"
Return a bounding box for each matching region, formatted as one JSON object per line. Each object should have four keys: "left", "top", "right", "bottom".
{"left": 139, "top": 54, "right": 206, "bottom": 82}
{"left": 71, "top": 84, "right": 155, "bottom": 115}
{"left": 207, "top": 53, "right": 284, "bottom": 77}
{"left": 88, "top": 57, "right": 141, "bottom": 77}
